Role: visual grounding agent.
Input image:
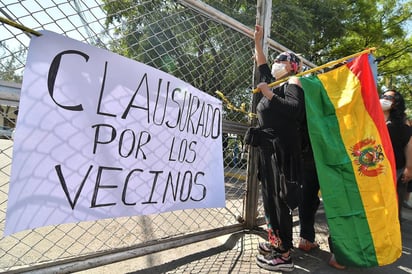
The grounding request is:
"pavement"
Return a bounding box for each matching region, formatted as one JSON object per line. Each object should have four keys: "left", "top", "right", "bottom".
{"left": 74, "top": 203, "right": 412, "bottom": 274}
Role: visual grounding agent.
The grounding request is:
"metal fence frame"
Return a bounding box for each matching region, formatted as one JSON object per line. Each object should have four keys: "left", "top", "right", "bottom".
{"left": 0, "top": 1, "right": 316, "bottom": 272}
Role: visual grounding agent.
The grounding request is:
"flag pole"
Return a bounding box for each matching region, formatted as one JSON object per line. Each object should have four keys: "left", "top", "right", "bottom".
{"left": 0, "top": 16, "right": 42, "bottom": 36}
{"left": 252, "top": 47, "right": 376, "bottom": 93}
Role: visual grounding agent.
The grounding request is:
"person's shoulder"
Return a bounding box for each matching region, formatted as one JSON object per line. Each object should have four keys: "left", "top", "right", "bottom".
{"left": 288, "top": 76, "right": 301, "bottom": 85}
{"left": 288, "top": 76, "right": 302, "bottom": 88}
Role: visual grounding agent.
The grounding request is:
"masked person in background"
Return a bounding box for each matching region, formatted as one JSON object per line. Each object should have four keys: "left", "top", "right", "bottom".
{"left": 381, "top": 89, "right": 412, "bottom": 222}
{"left": 248, "top": 24, "right": 305, "bottom": 272}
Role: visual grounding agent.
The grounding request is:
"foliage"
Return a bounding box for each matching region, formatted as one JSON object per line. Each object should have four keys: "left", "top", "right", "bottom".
{"left": 101, "top": 0, "right": 254, "bottom": 123}
{"left": 202, "top": 0, "right": 256, "bottom": 27}
{"left": 0, "top": 0, "right": 408, "bottom": 122}
{"left": 268, "top": 0, "right": 411, "bottom": 110}
{"left": 0, "top": 42, "right": 24, "bottom": 83}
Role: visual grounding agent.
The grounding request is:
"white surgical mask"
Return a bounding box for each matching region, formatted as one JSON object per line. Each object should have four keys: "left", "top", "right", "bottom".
{"left": 271, "top": 63, "right": 289, "bottom": 80}
{"left": 380, "top": 99, "right": 392, "bottom": 111}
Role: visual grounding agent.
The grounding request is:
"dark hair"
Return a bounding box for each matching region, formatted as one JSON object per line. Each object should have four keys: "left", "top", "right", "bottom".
{"left": 384, "top": 89, "right": 406, "bottom": 124}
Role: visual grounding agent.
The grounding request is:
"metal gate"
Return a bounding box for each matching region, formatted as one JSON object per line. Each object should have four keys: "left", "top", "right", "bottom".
{"left": 0, "top": 1, "right": 315, "bottom": 272}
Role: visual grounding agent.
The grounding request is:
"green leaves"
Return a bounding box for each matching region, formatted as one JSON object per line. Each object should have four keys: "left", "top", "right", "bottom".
{"left": 100, "top": 0, "right": 411, "bottom": 119}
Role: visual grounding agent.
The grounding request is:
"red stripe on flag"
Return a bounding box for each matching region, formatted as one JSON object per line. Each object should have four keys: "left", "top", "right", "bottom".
{"left": 347, "top": 54, "right": 397, "bottom": 187}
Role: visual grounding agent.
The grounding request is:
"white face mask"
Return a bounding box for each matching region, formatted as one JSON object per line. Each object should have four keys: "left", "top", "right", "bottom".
{"left": 380, "top": 99, "right": 392, "bottom": 111}
{"left": 271, "top": 63, "right": 289, "bottom": 80}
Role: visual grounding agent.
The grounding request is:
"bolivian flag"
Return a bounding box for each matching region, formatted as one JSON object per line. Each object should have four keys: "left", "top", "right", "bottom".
{"left": 300, "top": 53, "right": 402, "bottom": 267}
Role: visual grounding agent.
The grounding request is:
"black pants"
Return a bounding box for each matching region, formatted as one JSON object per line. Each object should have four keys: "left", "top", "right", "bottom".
{"left": 298, "top": 160, "right": 320, "bottom": 242}
{"left": 397, "top": 169, "right": 407, "bottom": 222}
{"left": 258, "top": 143, "right": 293, "bottom": 251}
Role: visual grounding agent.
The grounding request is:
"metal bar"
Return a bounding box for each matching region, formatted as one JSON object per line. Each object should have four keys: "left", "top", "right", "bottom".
{"left": 222, "top": 120, "right": 249, "bottom": 135}
{"left": 0, "top": 80, "right": 21, "bottom": 106}
{"left": 7, "top": 224, "right": 245, "bottom": 274}
{"left": 242, "top": 0, "right": 273, "bottom": 229}
{"left": 178, "top": 0, "right": 317, "bottom": 68}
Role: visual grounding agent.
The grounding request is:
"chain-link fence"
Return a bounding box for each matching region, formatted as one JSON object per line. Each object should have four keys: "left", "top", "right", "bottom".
{"left": 0, "top": 0, "right": 315, "bottom": 272}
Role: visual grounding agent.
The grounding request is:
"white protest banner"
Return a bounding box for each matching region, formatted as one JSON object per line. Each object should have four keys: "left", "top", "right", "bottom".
{"left": 4, "top": 31, "right": 225, "bottom": 236}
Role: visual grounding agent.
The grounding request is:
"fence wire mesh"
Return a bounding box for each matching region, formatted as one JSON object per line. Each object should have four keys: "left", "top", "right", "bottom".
{"left": 0, "top": 0, "right": 305, "bottom": 272}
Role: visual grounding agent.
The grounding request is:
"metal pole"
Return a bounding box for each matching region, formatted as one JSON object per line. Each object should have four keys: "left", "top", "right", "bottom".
{"left": 178, "top": 0, "right": 317, "bottom": 68}
{"left": 243, "top": 0, "right": 272, "bottom": 229}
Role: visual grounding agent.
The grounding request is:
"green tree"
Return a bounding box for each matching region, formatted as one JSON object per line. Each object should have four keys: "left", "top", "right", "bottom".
{"left": 101, "top": 0, "right": 411, "bottom": 120}
{"left": 0, "top": 42, "right": 24, "bottom": 83}
{"left": 268, "top": 0, "right": 411, "bottom": 106}
{"left": 331, "top": 0, "right": 411, "bottom": 108}
{"left": 102, "top": 0, "right": 254, "bottom": 123}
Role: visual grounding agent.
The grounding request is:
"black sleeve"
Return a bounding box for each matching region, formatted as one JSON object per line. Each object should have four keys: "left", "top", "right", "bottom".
{"left": 269, "top": 83, "right": 305, "bottom": 120}
{"left": 258, "top": 63, "right": 275, "bottom": 84}
{"left": 404, "top": 124, "right": 412, "bottom": 144}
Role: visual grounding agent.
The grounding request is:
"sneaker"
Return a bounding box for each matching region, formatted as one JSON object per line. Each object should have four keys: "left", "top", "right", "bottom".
{"left": 256, "top": 252, "right": 294, "bottom": 272}
{"left": 257, "top": 242, "right": 282, "bottom": 256}
{"left": 403, "top": 201, "right": 412, "bottom": 209}
{"left": 298, "top": 238, "right": 319, "bottom": 252}
{"left": 328, "top": 253, "right": 346, "bottom": 270}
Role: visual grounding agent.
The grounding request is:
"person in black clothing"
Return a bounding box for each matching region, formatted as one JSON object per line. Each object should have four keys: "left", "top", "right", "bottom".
{"left": 298, "top": 127, "right": 320, "bottom": 252}
{"left": 381, "top": 89, "right": 412, "bottom": 222}
{"left": 251, "top": 24, "right": 304, "bottom": 272}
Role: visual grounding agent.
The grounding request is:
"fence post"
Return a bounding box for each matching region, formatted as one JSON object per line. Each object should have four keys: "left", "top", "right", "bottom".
{"left": 243, "top": 0, "right": 272, "bottom": 229}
